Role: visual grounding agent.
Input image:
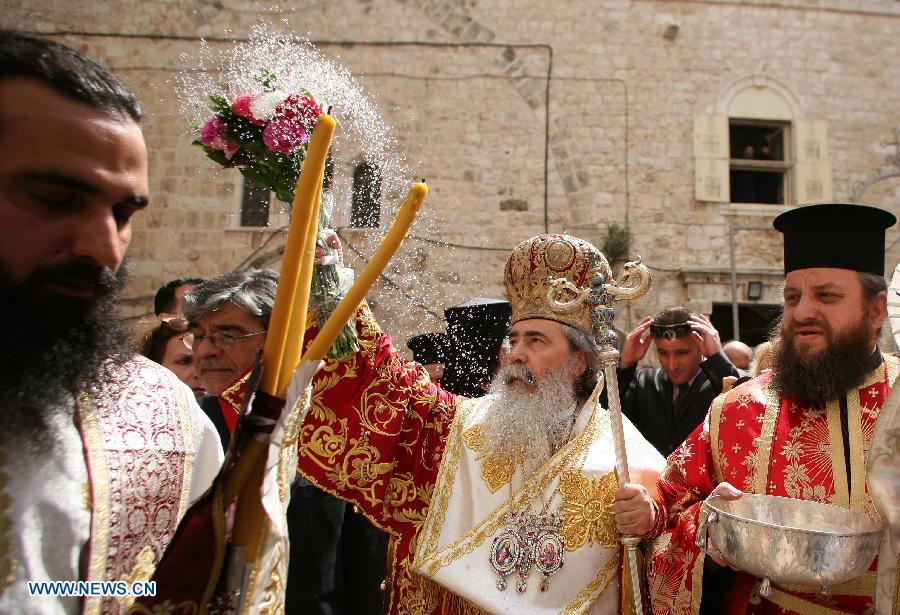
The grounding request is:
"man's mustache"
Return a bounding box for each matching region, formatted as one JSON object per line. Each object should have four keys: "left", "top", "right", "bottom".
{"left": 23, "top": 259, "right": 122, "bottom": 297}
{"left": 786, "top": 317, "right": 831, "bottom": 336}
{"left": 499, "top": 363, "right": 536, "bottom": 386}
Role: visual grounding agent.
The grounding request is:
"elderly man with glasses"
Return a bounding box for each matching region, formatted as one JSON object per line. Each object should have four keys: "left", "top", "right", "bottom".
{"left": 182, "top": 266, "right": 388, "bottom": 615}
{"left": 182, "top": 268, "right": 275, "bottom": 444}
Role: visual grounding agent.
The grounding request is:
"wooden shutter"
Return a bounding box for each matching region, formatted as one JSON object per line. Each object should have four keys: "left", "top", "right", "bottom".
{"left": 793, "top": 119, "right": 833, "bottom": 204}
{"left": 693, "top": 115, "right": 730, "bottom": 202}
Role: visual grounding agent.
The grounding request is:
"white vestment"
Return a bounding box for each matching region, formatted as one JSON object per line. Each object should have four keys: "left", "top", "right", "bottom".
{"left": 412, "top": 395, "right": 665, "bottom": 614}
{"left": 0, "top": 356, "right": 223, "bottom": 614}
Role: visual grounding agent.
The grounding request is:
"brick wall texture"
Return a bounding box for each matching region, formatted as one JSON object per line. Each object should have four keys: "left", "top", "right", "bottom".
{"left": 5, "top": 0, "right": 900, "bottom": 351}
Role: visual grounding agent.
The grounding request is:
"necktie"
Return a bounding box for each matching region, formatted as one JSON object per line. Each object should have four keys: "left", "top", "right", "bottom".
{"left": 674, "top": 383, "right": 690, "bottom": 415}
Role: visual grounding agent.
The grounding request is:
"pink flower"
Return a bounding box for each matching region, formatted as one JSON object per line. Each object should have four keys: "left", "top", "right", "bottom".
{"left": 262, "top": 118, "right": 307, "bottom": 154}
{"left": 198, "top": 115, "right": 239, "bottom": 158}
{"left": 231, "top": 93, "right": 264, "bottom": 125}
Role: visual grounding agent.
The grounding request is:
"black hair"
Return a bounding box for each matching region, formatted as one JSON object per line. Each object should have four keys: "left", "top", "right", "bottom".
{"left": 154, "top": 277, "right": 209, "bottom": 316}
{"left": 0, "top": 30, "right": 142, "bottom": 122}
{"left": 653, "top": 306, "right": 692, "bottom": 327}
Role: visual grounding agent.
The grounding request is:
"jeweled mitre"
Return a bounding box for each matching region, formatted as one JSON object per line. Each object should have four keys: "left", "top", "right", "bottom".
{"left": 503, "top": 234, "right": 611, "bottom": 336}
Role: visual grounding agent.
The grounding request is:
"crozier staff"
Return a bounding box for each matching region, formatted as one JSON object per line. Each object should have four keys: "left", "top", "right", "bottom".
{"left": 290, "top": 234, "right": 666, "bottom": 614}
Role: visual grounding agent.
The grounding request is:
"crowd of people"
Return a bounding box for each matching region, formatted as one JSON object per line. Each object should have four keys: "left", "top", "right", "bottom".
{"left": 3, "top": 28, "right": 897, "bottom": 615}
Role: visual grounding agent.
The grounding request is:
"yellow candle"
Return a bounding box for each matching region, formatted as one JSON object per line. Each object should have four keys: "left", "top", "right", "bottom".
{"left": 259, "top": 114, "right": 335, "bottom": 396}
{"left": 231, "top": 115, "right": 334, "bottom": 561}
{"left": 301, "top": 182, "right": 428, "bottom": 363}
{"left": 275, "top": 173, "right": 324, "bottom": 397}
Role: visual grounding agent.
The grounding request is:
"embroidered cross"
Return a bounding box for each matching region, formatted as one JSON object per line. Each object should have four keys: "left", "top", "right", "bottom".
{"left": 735, "top": 420, "right": 745, "bottom": 430}
{"left": 731, "top": 443, "right": 742, "bottom": 454}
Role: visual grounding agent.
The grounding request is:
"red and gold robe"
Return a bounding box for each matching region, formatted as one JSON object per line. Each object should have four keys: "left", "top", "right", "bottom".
{"left": 299, "top": 306, "right": 459, "bottom": 614}
{"left": 646, "top": 354, "right": 900, "bottom": 615}
{"left": 297, "top": 305, "right": 663, "bottom": 614}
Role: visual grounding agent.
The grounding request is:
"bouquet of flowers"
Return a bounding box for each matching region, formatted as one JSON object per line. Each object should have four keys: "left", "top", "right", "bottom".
{"left": 194, "top": 71, "right": 359, "bottom": 359}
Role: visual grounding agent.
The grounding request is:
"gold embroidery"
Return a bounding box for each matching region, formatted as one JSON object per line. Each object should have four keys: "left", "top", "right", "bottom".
{"left": 709, "top": 393, "right": 727, "bottom": 484}
{"left": 825, "top": 399, "right": 850, "bottom": 509}
{"left": 751, "top": 383, "right": 780, "bottom": 494}
{"left": 461, "top": 423, "right": 516, "bottom": 492}
{"left": 0, "top": 453, "right": 16, "bottom": 600}
{"left": 418, "top": 574, "right": 488, "bottom": 615}
{"left": 561, "top": 553, "right": 619, "bottom": 614}
{"left": 776, "top": 570, "right": 876, "bottom": 597}
{"left": 417, "top": 409, "right": 610, "bottom": 576}
{"left": 894, "top": 553, "right": 900, "bottom": 614}
{"left": 416, "top": 399, "right": 476, "bottom": 562}
{"left": 117, "top": 546, "right": 156, "bottom": 607}
{"left": 257, "top": 542, "right": 286, "bottom": 615}
{"left": 279, "top": 387, "right": 309, "bottom": 502}
{"left": 128, "top": 599, "right": 199, "bottom": 614}
{"left": 220, "top": 369, "right": 251, "bottom": 412}
{"left": 646, "top": 535, "right": 695, "bottom": 615}
{"left": 847, "top": 385, "right": 867, "bottom": 513}
{"left": 167, "top": 368, "right": 196, "bottom": 522}
{"left": 83, "top": 481, "right": 92, "bottom": 511}
{"left": 558, "top": 471, "right": 618, "bottom": 550}
{"left": 78, "top": 393, "right": 111, "bottom": 615}
{"left": 764, "top": 586, "right": 858, "bottom": 615}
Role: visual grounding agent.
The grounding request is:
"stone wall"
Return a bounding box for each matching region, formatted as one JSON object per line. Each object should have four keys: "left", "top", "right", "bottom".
{"left": 6, "top": 0, "right": 900, "bottom": 355}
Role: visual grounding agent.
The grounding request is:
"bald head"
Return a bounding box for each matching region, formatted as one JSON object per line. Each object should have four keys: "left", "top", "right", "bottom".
{"left": 723, "top": 340, "right": 753, "bottom": 370}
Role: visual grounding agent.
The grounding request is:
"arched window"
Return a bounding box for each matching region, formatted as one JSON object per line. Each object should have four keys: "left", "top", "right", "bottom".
{"left": 351, "top": 162, "right": 381, "bottom": 228}
{"left": 694, "top": 77, "right": 832, "bottom": 205}
{"left": 240, "top": 176, "right": 271, "bottom": 227}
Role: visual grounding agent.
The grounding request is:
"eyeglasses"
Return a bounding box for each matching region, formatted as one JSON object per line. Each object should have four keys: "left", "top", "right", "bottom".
{"left": 649, "top": 323, "right": 692, "bottom": 341}
{"left": 182, "top": 330, "right": 266, "bottom": 351}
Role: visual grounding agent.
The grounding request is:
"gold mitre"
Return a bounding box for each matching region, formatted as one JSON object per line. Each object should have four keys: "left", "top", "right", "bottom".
{"left": 503, "top": 234, "right": 612, "bottom": 335}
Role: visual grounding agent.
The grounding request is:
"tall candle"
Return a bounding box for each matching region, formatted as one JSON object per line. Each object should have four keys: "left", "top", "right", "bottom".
{"left": 275, "top": 175, "right": 324, "bottom": 397}
{"left": 301, "top": 182, "right": 427, "bottom": 363}
{"left": 259, "top": 114, "right": 335, "bottom": 396}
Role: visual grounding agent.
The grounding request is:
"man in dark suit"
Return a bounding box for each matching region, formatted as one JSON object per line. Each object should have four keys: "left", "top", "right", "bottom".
{"left": 616, "top": 307, "right": 739, "bottom": 457}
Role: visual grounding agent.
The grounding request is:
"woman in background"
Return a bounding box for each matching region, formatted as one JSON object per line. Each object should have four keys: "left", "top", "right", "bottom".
{"left": 138, "top": 319, "right": 206, "bottom": 398}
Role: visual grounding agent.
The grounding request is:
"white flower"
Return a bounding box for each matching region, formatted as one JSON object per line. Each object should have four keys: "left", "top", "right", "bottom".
{"left": 249, "top": 89, "right": 288, "bottom": 122}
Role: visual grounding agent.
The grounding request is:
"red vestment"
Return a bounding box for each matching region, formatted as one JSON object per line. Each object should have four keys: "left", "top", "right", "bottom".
{"left": 646, "top": 355, "right": 900, "bottom": 615}
{"left": 298, "top": 306, "right": 467, "bottom": 614}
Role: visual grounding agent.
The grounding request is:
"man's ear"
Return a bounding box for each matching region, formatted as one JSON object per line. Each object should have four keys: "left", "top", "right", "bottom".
{"left": 869, "top": 290, "right": 888, "bottom": 333}
{"left": 574, "top": 349, "right": 588, "bottom": 375}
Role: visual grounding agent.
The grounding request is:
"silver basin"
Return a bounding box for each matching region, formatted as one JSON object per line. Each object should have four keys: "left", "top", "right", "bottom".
{"left": 695, "top": 494, "right": 882, "bottom": 594}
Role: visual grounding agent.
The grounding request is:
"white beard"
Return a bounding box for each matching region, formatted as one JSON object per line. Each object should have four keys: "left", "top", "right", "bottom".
{"left": 479, "top": 358, "right": 581, "bottom": 481}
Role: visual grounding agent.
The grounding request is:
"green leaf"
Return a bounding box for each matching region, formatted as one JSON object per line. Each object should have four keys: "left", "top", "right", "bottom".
{"left": 208, "top": 94, "right": 230, "bottom": 114}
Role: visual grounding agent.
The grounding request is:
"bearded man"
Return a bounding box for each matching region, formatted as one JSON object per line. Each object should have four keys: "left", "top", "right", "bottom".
{"left": 624, "top": 202, "right": 897, "bottom": 614}
{"left": 296, "top": 234, "right": 666, "bottom": 613}
{"left": 0, "top": 31, "right": 222, "bottom": 612}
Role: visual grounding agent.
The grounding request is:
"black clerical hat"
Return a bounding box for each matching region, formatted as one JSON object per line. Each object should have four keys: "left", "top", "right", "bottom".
{"left": 407, "top": 333, "right": 448, "bottom": 365}
{"left": 441, "top": 298, "right": 512, "bottom": 397}
{"left": 773, "top": 202, "right": 896, "bottom": 276}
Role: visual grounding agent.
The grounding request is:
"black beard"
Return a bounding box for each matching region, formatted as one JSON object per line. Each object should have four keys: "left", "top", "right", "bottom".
{"left": 769, "top": 314, "right": 876, "bottom": 406}
{"left": 0, "top": 258, "right": 131, "bottom": 451}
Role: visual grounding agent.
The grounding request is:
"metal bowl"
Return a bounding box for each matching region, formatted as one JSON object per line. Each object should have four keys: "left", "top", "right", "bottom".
{"left": 695, "top": 494, "right": 882, "bottom": 595}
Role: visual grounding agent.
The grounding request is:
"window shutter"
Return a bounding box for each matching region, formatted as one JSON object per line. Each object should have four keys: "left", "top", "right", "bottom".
{"left": 793, "top": 119, "right": 833, "bottom": 204}
{"left": 693, "top": 115, "right": 729, "bottom": 202}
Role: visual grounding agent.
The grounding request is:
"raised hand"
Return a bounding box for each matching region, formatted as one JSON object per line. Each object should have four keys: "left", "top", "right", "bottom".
{"left": 688, "top": 313, "right": 723, "bottom": 358}
{"left": 619, "top": 316, "right": 654, "bottom": 369}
